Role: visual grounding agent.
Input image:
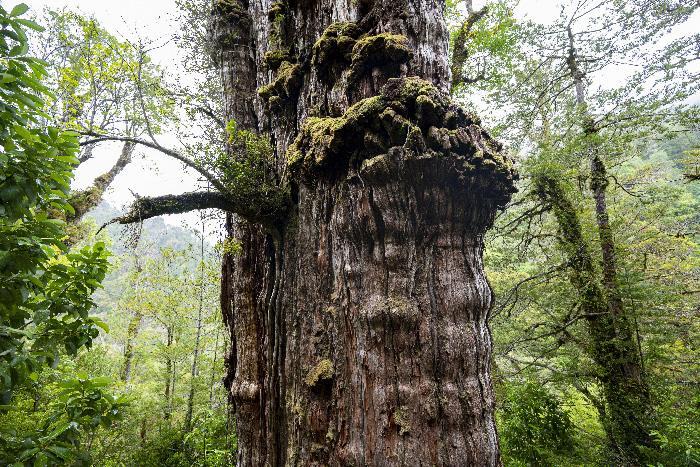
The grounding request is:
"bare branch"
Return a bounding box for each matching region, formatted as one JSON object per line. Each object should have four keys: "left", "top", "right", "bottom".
{"left": 79, "top": 131, "right": 228, "bottom": 193}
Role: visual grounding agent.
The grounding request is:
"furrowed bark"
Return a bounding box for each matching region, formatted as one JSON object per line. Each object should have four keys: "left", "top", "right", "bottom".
{"left": 209, "top": 1, "right": 271, "bottom": 464}
{"left": 211, "top": 0, "right": 516, "bottom": 465}
{"left": 121, "top": 311, "right": 142, "bottom": 384}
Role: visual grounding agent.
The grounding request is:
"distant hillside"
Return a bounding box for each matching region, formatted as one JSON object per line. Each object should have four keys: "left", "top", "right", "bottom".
{"left": 86, "top": 201, "right": 208, "bottom": 256}
{"left": 84, "top": 201, "right": 220, "bottom": 313}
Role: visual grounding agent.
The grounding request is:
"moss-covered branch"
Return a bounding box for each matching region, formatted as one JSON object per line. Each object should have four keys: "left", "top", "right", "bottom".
{"left": 67, "top": 141, "right": 135, "bottom": 223}
{"left": 110, "top": 180, "right": 289, "bottom": 233}
{"left": 110, "top": 191, "right": 237, "bottom": 225}
{"left": 450, "top": 5, "right": 489, "bottom": 89}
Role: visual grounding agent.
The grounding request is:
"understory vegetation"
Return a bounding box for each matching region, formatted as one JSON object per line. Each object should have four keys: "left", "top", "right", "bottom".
{"left": 1, "top": 0, "right": 698, "bottom": 465}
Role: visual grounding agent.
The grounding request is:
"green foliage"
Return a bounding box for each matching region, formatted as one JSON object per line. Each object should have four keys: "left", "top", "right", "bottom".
{"left": 0, "top": 6, "right": 126, "bottom": 465}
{"left": 131, "top": 411, "right": 234, "bottom": 466}
{"left": 497, "top": 379, "right": 576, "bottom": 466}
{"left": 0, "top": 373, "right": 127, "bottom": 465}
{"left": 0, "top": 2, "right": 110, "bottom": 401}
{"left": 215, "top": 237, "right": 242, "bottom": 256}
{"left": 36, "top": 9, "right": 174, "bottom": 137}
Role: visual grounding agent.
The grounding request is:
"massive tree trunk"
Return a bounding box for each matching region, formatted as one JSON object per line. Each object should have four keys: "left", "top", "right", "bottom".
{"left": 210, "top": 0, "right": 516, "bottom": 464}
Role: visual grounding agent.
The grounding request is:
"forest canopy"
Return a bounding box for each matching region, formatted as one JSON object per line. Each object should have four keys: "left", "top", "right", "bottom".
{"left": 1, "top": 0, "right": 698, "bottom": 466}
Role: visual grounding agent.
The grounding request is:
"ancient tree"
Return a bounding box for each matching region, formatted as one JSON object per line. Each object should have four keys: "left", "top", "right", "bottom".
{"left": 113, "top": 0, "right": 516, "bottom": 464}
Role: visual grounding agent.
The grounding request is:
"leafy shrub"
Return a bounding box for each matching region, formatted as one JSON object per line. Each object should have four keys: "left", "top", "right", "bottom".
{"left": 497, "top": 380, "right": 575, "bottom": 466}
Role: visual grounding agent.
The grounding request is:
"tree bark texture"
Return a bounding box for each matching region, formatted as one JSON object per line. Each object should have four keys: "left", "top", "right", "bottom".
{"left": 210, "top": 0, "right": 516, "bottom": 465}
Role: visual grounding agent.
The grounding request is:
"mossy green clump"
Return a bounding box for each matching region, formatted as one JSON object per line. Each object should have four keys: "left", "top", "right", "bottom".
{"left": 257, "top": 61, "right": 303, "bottom": 109}
{"left": 216, "top": 0, "right": 247, "bottom": 18}
{"left": 348, "top": 33, "right": 412, "bottom": 82}
{"left": 394, "top": 406, "right": 411, "bottom": 436}
{"left": 312, "top": 22, "right": 361, "bottom": 76}
{"left": 217, "top": 120, "right": 291, "bottom": 227}
{"left": 66, "top": 185, "right": 102, "bottom": 222}
{"left": 263, "top": 49, "right": 292, "bottom": 71}
{"left": 304, "top": 359, "right": 334, "bottom": 387}
{"left": 285, "top": 77, "right": 517, "bottom": 207}
{"left": 312, "top": 23, "right": 411, "bottom": 83}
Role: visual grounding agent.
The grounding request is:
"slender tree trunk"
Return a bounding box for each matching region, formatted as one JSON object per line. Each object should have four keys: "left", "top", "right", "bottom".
{"left": 209, "top": 327, "right": 221, "bottom": 408}
{"left": 164, "top": 328, "right": 174, "bottom": 420}
{"left": 185, "top": 307, "right": 203, "bottom": 431}
{"left": 121, "top": 311, "right": 142, "bottom": 383}
{"left": 186, "top": 226, "right": 207, "bottom": 431}
{"left": 140, "top": 418, "right": 147, "bottom": 446}
{"left": 211, "top": 0, "right": 515, "bottom": 464}
{"left": 122, "top": 256, "right": 143, "bottom": 384}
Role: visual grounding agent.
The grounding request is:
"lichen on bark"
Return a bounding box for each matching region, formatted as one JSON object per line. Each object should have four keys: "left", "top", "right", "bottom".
{"left": 304, "top": 359, "right": 334, "bottom": 387}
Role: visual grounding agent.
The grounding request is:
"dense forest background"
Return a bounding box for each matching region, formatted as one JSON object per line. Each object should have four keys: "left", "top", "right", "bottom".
{"left": 1, "top": 0, "right": 698, "bottom": 465}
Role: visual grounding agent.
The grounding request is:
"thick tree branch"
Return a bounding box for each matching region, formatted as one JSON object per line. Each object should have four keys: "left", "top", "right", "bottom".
{"left": 105, "top": 187, "right": 290, "bottom": 235}
{"left": 67, "top": 141, "right": 136, "bottom": 223}
{"left": 111, "top": 191, "right": 238, "bottom": 224}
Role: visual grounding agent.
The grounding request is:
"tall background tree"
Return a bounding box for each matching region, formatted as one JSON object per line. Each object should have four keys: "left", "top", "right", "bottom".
{"left": 448, "top": 0, "right": 700, "bottom": 464}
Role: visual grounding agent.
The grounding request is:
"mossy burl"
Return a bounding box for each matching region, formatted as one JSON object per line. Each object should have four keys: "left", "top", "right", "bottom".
{"left": 286, "top": 77, "right": 517, "bottom": 206}
{"left": 311, "top": 22, "right": 412, "bottom": 82}
{"left": 263, "top": 49, "right": 292, "bottom": 71}
{"left": 348, "top": 33, "right": 412, "bottom": 82}
{"left": 311, "top": 21, "right": 362, "bottom": 75}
